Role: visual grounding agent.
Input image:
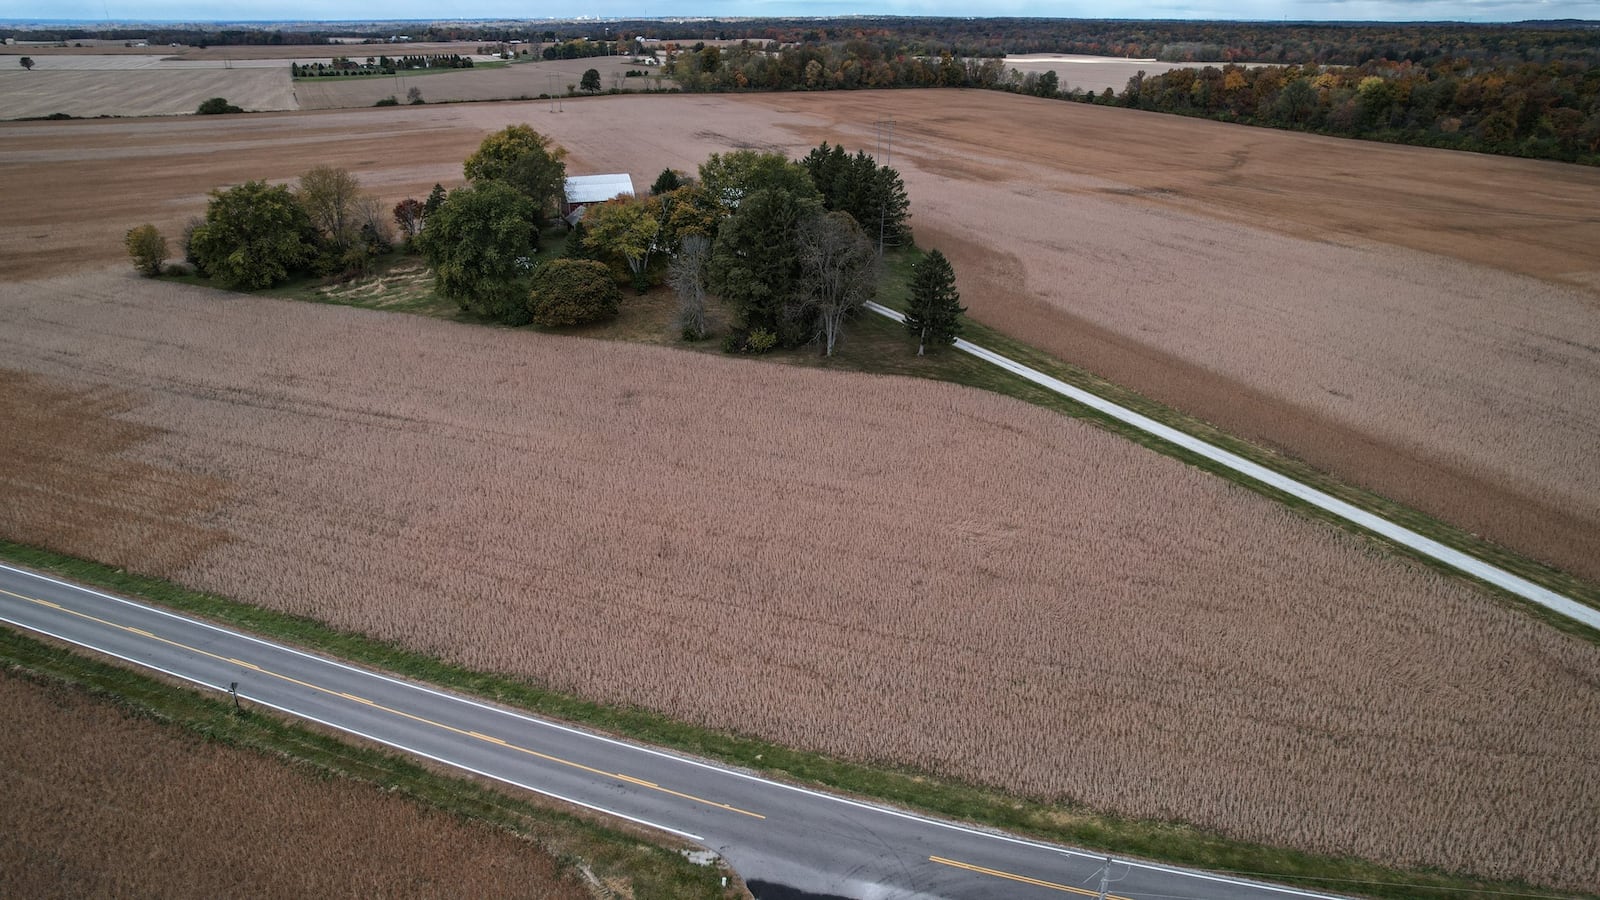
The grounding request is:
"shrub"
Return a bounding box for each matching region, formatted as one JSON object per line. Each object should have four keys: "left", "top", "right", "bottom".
{"left": 123, "top": 224, "right": 167, "bottom": 277}
{"left": 374, "top": 96, "right": 400, "bottom": 107}
{"left": 180, "top": 217, "right": 206, "bottom": 276}
{"left": 164, "top": 263, "right": 192, "bottom": 277}
{"left": 196, "top": 97, "right": 243, "bottom": 115}
{"left": 746, "top": 328, "right": 778, "bottom": 353}
{"left": 527, "top": 259, "right": 620, "bottom": 327}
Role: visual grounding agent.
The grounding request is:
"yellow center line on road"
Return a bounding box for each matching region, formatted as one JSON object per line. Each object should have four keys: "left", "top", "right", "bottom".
{"left": 5, "top": 587, "right": 765, "bottom": 821}
{"left": 929, "top": 856, "right": 1134, "bottom": 899}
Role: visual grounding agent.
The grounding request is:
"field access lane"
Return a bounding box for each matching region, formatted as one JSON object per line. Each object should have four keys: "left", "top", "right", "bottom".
{"left": 863, "top": 302, "right": 1600, "bottom": 633}
{"left": 0, "top": 562, "right": 1348, "bottom": 900}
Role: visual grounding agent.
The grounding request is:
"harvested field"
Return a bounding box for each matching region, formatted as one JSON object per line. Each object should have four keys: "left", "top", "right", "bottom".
{"left": 0, "top": 668, "right": 591, "bottom": 899}
{"left": 0, "top": 92, "right": 1595, "bottom": 579}
{"left": 0, "top": 67, "right": 295, "bottom": 118}
{"left": 2, "top": 272, "right": 1597, "bottom": 891}
{"left": 0, "top": 40, "right": 490, "bottom": 61}
{"left": 295, "top": 58, "right": 672, "bottom": 110}
{"left": 1002, "top": 54, "right": 1202, "bottom": 94}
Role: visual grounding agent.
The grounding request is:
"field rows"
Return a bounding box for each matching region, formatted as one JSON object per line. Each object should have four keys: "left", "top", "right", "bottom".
{"left": 0, "top": 667, "right": 591, "bottom": 898}
{"left": 1, "top": 272, "right": 1596, "bottom": 891}
{"left": 1, "top": 92, "right": 1594, "bottom": 584}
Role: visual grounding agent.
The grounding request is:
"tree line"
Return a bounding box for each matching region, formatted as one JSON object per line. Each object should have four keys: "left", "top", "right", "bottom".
{"left": 651, "top": 35, "right": 1598, "bottom": 165}
{"left": 290, "top": 55, "right": 473, "bottom": 78}
{"left": 24, "top": 18, "right": 1599, "bottom": 69}
{"left": 1122, "top": 59, "right": 1600, "bottom": 162}
{"left": 17, "top": 19, "right": 1596, "bottom": 163}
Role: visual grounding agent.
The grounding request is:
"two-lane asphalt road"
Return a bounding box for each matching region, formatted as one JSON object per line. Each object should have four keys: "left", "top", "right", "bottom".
{"left": 0, "top": 562, "right": 1346, "bottom": 900}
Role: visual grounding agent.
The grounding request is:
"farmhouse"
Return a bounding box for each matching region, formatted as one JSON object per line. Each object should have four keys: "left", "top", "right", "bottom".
{"left": 562, "top": 173, "right": 635, "bottom": 224}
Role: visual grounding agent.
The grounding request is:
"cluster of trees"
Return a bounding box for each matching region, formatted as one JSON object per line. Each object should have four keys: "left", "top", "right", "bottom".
{"left": 124, "top": 121, "right": 964, "bottom": 358}
{"left": 542, "top": 38, "right": 623, "bottom": 60}
{"left": 800, "top": 142, "right": 911, "bottom": 249}
{"left": 196, "top": 97, "right": 243, "bottom": 115}
{"left": 385, "top": 125, "right": 955, "bottom": 356}
{"left": 409, "top": 125, "right": 586, "bottom": 325}
{"left": 1123, "top": 59, "right": 1600, "bottom": 162}
{"left": 126, "top": 167, "right": 395, "bottom": 287}
{"left": 570, "top": 144, "right": 919, "bottom": 355}
{"left": 290, "top": 54, "right": 472, "bottom": 78}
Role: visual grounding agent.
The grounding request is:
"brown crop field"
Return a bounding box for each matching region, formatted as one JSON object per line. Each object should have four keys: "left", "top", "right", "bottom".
{"left": 0, "top": 668, "right": 591, "bottom": 899}
{"left": 295, "top": 58, "right": 673, "bottom": 110}
{"left": 2, "top": 273, "right": 1598, "bottom": 891}
{"left": 0, "top": 91, "right": 1595, "bottom": 582}
{"left": 0, "top": 67, "right": 296, "bottom": 119}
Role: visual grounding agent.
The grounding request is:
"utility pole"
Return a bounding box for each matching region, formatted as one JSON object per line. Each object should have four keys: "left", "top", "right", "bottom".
{"left": 874, "top": 118, "right": 894, "bottom": 255}
{"left": 1095, "top": 855, "right": 1118, "bottom": 900}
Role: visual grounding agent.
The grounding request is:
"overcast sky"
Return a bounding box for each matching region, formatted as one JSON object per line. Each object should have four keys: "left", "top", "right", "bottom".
{"left": 6, "top": 0, "right": 1594, "bottom": 24}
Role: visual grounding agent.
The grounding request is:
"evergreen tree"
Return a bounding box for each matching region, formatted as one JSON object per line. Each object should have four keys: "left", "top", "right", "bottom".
{"left": 423, "top": 183, "right": 448, "bottom": 216}
{"left": 904, "top": 249, "right": 964, "bottom": 355}
{"left": 650, "top": 168, "right": 684, "bottom": 195}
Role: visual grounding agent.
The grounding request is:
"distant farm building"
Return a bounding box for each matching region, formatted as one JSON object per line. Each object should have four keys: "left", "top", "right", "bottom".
{"left": 562, "top": 174, "right": 635, "bottom": 225}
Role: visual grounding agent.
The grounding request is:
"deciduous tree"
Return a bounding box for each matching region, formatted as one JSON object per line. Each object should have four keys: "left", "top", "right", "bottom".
{"left": 297, "top": 165, "right": 363, "bottom": 250}
{"left": 904, "top": 249, "right": 964, "bottom": 355}
{"left": 392, "top": 198, "right": 426, "bottom": 244}
{"left": 415, "top": 181, "right": 539, "bottom": 323}
{"left": 19, "top": 57, "right": 34, "bottom": 71}
{"left": 582, "top": 196, "right": 660, "bottom": 292}
{"left": 796, "top": 211, "right": 877, "bottom": 356}
{"left": 698, "top": 150, "right": 819, "bottom": 214}
{"left": 669, "top": 234, "right": 711, "bottom": 341}
{"left": 580, "top": 68, "right": 602, "bottom": 93}
{"left": 462, "top": 125, "right": 568, "bottom": 218}
{"left": 189, "top": 181, "right": 317, "bottom": 289}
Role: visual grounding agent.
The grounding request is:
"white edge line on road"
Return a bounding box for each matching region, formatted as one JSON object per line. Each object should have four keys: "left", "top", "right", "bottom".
{"left": 863, "top": 301, "right": 1600, "bottom": 632}
{"left": 2, "top": 563, "right": 1345, "bottom": 898}
{"left": 0, "top": 608, "right": 703, "bottom": 844}
{"left": 231, "top": 695, "right": 707, "bottom": 844}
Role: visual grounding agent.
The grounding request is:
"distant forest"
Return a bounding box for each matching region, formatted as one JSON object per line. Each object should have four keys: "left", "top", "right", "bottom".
{"left": 12, "top": 18, "right": 1597, "bottom": 164}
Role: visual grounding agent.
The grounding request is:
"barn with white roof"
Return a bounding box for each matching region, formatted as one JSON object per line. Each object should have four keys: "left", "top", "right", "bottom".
{"left": 562, "top": 174, "right": 635, "bottom": 224}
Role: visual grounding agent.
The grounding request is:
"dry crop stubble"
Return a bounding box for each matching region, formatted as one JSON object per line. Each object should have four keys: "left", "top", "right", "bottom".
{"left": 1, "top": 272, "right": 1596, "bottom": 891}
{"left": 1, "top": 92, "right": 1596, "bottom": 582}
{"left": 0, "top": 670, "right": 592, "bottom": 899}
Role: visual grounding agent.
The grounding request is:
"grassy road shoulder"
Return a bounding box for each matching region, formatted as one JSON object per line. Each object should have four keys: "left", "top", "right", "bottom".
{"left": 0, "top": 618, "right": 738, "bottom": 900}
